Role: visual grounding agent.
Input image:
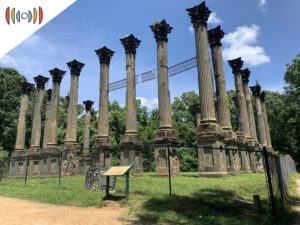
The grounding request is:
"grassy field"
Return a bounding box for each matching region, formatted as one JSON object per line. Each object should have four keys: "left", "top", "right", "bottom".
{"left": 0, "top": 172, "right": 295, "bottom": 225}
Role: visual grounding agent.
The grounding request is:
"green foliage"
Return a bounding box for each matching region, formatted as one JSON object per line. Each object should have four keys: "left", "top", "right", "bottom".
{"left": 0, "top": 68, "right": 26, "bottom": 153}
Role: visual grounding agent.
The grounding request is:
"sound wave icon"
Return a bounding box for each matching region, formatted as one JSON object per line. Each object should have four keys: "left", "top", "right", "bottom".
{"left": 5, "top": 7, "right": 43, "bottom": 25}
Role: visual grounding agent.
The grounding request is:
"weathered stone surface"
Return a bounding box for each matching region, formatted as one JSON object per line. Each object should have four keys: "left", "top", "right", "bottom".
{"left": 47, "top": 68, "right": 66, "bottom": 147}
{"left": 228, "top": 58, "right": 252, "bottom": 143}
{"left": 65, "top": 60, "right": 85, "bottom": 144}
{"left": 151, "top": 20, "right": 179, "bottom": 176}
{"left": 42, "top": 89, "right": 52, "bottom": 148}
{"left": 15, "top": 82, "right": 34, "bottom": 151}
{"left": 260, "top": 91, "right": 272, "bottom": 150}
{"left": 82, "top": 100, "right": 94, "bottom": 155}
{"left": 251, "top": 84, "right": 267, "bottom": 147}
{"left": 187, "top": 2, "right": 226, "bottom": 176}
{"left": 30, "top": 75, "right": 49, "bottom": 152}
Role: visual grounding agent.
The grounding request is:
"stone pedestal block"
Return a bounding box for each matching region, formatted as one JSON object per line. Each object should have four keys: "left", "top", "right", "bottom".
{"left": 97, "top": 138, "right": 113, "bottom": 170}
{"left": 154, "top": 129, "right": 179, "bottom": 176}
{"left": 120, "top": 135, "right": 143, "bottom": 175}
{"left": 62, "top": 143, "right": 81, "bottom": 176}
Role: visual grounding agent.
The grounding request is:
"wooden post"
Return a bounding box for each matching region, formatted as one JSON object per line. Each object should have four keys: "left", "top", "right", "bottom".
{"left": 105, "top": 176, "right": 110, "bottom": 199}
{"left": 125, "top": 172, "right": 129, "bottom": 200}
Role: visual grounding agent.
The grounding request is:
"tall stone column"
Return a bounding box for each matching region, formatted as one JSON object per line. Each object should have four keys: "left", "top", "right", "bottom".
{"left": 208, "top": 26, "right": 239, "bottom": 173}
{"left": 29, "top": 75, "right": 49, "bottom": 153}
{"left": 228, "top": 58, "right": 251, "bottom": 172}
{"left": 10, "top": 82, "right": 34, "bottom": 177}
{"left": 241, "top": 69, "right": 258, "bottom": 144}
{"left": 260, "top": 91, "right": 272, "bottom": 150}
{"left": 14, "top": 82, "right": 34, "bottom": 153}
{"left": 95, "top": 46, "right": 114, "bottom": 169}
{"left": 187, "top": 2, "right": 226, "bottom": 176}
{"left": 241, "top": 69, "right": 260, "bottom": 171}
{"left": 251, "top": 84, "right": 267, "bottom": 147}
{"left": 83, "top": 100, "right": 94, "bottom": 154}
{"left": 65, "top": 60, "right": 85, "bottom": 145}
{"left": 119, "top": 34, "right": 143, "bottom": 175}
{"left": 47, "top": 68, "right": 65, "bottom": 148}
{"left": 150, "top": 20, "right": 179, "bottom": 176}
{"left": 42, "top": 89, "right": 52, "bottom": 149}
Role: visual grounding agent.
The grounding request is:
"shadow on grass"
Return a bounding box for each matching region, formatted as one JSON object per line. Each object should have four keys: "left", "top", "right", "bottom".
{"left": 130, "top": 189, "right": 279, "bottom": 225}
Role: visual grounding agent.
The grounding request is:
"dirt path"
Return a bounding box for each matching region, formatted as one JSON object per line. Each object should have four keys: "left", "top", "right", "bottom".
{"left": 292, "top": 179, "right": 300, "bottom": 225}
{"left": 0, "top": 196, "right": 129, "bottom": 225}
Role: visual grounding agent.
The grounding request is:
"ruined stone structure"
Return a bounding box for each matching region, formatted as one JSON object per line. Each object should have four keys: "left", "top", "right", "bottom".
{"left": 82, "top": 100, "right": 94, "bottom": 172}
{"left": 260, "top": 91, "right": 273, "bottom": 150}
{"left": 42, "top": 89, "right": 52, "bottom": 149}
{"left": 150, "top": 20, "right": 179, "bottom": 176}
{"left": 119, "top": 34, "right": 143, "bottom": 175}
{"left": 9, "top": 1, "right": 275, "bottom": 178}
{"left": 251, "top": 84, "right": 268, "bottom": 148}
{"left": 241, "top": 69, "right": 261, "bottom": 171}
{"left": 95, "top": 46, "right": 114, "bottom": 169}
{"left": 208, "top": 26, "right": 240, "bottom": 173}
{"left": 187, "top": 2, "right": 226, "bottom": 176}
{"left": 228, "top": 58, "right": 252, "bottom": 172}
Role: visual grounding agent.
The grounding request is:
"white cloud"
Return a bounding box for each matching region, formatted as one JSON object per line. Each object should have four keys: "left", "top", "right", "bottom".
{"left": 188, "top": 12, "right": 222, "bottom": 34}
{"left": 208, "top": 12, "right": 222, "bottom": 25}
{"left": 0, "top": 34, "right": 60, "bottom": 76}
{"left": 258, "top": 0, "right": 267, "bottom": 11}
{"left": 222, "top": 24, "right": 270, "bottom": 66}
{"left": 137, "top": 97, "right": 158, "bottom": 109}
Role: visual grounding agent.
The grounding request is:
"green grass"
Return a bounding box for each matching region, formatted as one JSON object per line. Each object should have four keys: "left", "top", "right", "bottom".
{"left": 0, "top": 172, "right": 295, "bottom": 225}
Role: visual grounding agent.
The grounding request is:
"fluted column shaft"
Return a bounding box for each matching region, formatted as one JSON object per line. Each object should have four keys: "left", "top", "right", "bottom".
{"left": 195, "top": 24, "right": 217, "bottom": 124}
{"left": 255, "top": 97, "right": 267, "bottom": 147}
{"left": 30, "top": 76, "right": 49, "bottom": 149}
{"left": 242, "top": 77, "right": 258, "bottom": 142}
{"left": 235, "top": 73, "right": 251, "bottom": 138}
{"left": 30, "top": 90, "right": 44, "bottom": 148}
{"left": 261, "top": 94, "right": 272, "bottom": 148}
{"left": 157, "top": 40, "right": 172, "bottom": 129}
{"left": 47, "top": 68, "right": 65, "bottom": 146}
{"left": 42, "top": 90, "right": 52, "bottom": 148}
{"left": 98, "top": 64, "right": 109, "bottom": 137}
{"left": 83, "top": 101, "right": 93, "bottom": 153}
{"left": 208, "top": 27, "right": 231, "bottom": 129}
{"left": 65, "top": 60, "right": 84, "bottom": 143}
{"left": 125, "top": 53, "right": 138, "bottom": 133}
{"left": 65, "top": 75, "right": 79, "bottom": 142}
{"left": 47, "top": 83, "right": 60, "bottom": 145}
{"left": 15, "top": 83, "right": 33, "bottom": 150}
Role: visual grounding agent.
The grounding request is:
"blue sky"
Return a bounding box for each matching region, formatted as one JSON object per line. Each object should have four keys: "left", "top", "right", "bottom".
{"left": 1, "top": 0, "right": 299, "bottom": 110}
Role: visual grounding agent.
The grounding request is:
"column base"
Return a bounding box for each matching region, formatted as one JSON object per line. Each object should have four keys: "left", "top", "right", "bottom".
{"left": 96, "top": 138, "right": 113, "bottom": 170}
{"left": 197, "top": 123, "right": 227, "bottom": 177}
{"left": 154, "top": 129, "right": 179, "bottom": 177}
{"left": 62, "top": 142, "right": 81, "bottom": 176}
{"left": 120, "top": 134, "right": 143, "bottom": 176}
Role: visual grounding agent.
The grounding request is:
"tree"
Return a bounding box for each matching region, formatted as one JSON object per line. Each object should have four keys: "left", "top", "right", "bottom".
{"left": 0, "top": 68, "right": 26, "bottom": 153}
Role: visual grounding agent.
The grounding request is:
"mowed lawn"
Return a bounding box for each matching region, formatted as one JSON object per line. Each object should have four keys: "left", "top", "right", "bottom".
{"left": 0, "top": 173, "right": 294, "bottom": 225}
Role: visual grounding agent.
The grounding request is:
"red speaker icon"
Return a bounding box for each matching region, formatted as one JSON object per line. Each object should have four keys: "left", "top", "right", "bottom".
{"left": 5, "top": 7, "right": 43, "bottom": 25}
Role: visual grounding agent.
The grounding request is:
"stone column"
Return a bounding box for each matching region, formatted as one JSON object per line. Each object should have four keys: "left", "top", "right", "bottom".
{"left": 150, "top": 20, "right": 179, "bottom": 176}
{"left": 42, "top": 89, "right": 52, "bottom": 149}
{"left": 29, "top": 75, "right": 49, "bottom": 153}
{"left": 260, "top": 91, "right": 272, "bottom": 149}
{"left": 83, "top": 100, "right": 94, "bottom": 154}
{"left": 228, "top": 58, "right": 251, "bottom": 172}
{"left": 241, "top": 69, "right": 260, "bottom": 171}
{"left": 95, "top": 46, "right": 114, "bottom": 169}
{"left": 208, "top": 26, "right": 239, "bottom": 173}
{"left": 251, "top": 84, "right": 267, "bottom": 147}
{"left": 65, "top": 60, "right": 85, "bottom": 145}
{"left": 14, "top": 82, "right": 34, "bottom": 152}
{"left": 187, "top": 2, "right": 226, "bottom": 176}
{"left": 119, "top": 34, "right": 143, "bottom": 175}
{"left": 47, "top": 68, "right": 65, "bottom": 147}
